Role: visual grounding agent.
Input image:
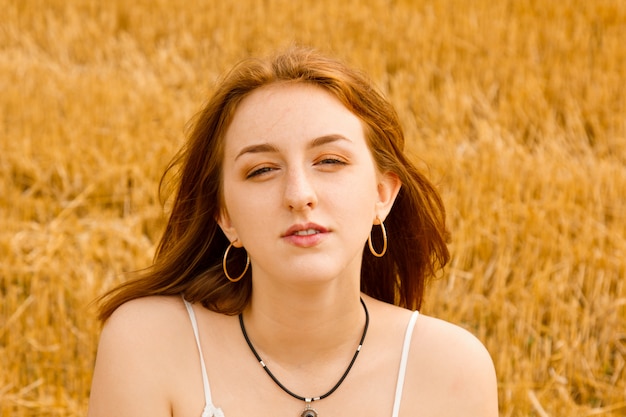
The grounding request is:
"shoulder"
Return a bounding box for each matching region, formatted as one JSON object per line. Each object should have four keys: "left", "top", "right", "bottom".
{"left": 97, "top": 296, "right": 192, "bottom": 355}
{"left": 412, "top": 314, "right": 493, "bottom": 361}
{"left": 403, "top": 314, "right": 499, "bottom": 416}
{"left": 108, "top": 294, "right": 188, "bottom": 319}
{"left": 104, "top": 295, "right": 189, "bottom": 331}
{"left": 95, "top": 295, "right": 196, "bottom": 375}
{"left": 88, "top": 296, "right": 197, "bottom": 417}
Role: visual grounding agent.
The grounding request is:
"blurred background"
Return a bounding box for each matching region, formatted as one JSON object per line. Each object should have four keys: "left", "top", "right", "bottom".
{"left": 1, "top": 0, "right": 625, "bottom": 415}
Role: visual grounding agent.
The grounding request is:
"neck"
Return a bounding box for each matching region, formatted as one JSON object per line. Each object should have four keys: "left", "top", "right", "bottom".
{"left": 239, "top": 289, "right": 369, "bottom": 401}
{"left": 239, "top": 297, "right": 369, "bottom": 404}
{"left": 241, "top": 285, "right": 366, "bottom": 369}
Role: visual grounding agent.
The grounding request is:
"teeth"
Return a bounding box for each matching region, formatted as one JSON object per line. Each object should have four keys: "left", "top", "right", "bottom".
{"left": 294, "top": 229, "right": 319, "bottom": 236}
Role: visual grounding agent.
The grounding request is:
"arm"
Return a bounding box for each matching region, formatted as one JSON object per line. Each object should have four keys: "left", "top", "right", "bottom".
{"left": 405, "top": 315, "right": 499, "bottom": 417}
{"left": 443, "top": 325, "right": 499, "bottom": 416}
{"left": 87, "top": 299, "right": 173, "bottom": 417}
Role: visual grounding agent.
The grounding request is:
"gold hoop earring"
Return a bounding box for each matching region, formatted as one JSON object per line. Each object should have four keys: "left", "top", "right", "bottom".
{"left": 368, "top": 217, "right": 387, "bottom": 257}
{"left": 223, "top": 241, "right": 250, "bottom": 282}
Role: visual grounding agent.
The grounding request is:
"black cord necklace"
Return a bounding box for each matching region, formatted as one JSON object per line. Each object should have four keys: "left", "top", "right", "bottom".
{"left": 239, "top": 297, "right": 369, "bottom": 417}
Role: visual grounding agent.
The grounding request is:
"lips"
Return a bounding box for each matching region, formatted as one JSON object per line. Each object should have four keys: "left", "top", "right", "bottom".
{"left": 282, "top": 223, "right": 329, "bottom": 248}
{"left": 283, "top": 223, "right": 328, "bottom": 237}
{"left": 293, "top": 229, "right": 320, "bottom": 236}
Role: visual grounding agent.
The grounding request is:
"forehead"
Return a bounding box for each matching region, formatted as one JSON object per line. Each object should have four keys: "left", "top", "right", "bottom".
{"left": 224, "top": 83, "right": 364, "bottom": 147}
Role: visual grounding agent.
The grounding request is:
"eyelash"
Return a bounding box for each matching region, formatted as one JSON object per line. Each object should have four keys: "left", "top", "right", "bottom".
{"left": 317, "top": 157, "right": 347, "bottom": 166}
{"left": 246, "top": 166, "right": 275, "bottom": 179}
{"left": 245, "top": 156, "right": 348, "bottom": 179}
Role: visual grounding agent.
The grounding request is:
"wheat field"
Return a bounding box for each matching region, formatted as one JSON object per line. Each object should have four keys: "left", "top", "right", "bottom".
{"left": 1, "top": 0, "right": 625, "bottom": 415}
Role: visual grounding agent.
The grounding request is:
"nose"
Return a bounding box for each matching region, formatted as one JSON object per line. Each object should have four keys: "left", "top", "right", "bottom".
{"left": 283, "top": 166, "right": 318, "bottom": 211}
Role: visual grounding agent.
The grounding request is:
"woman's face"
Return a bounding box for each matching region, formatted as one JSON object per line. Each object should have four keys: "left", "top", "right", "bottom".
{"left": 218, "top": 83, "right": 399, "bottom": 289}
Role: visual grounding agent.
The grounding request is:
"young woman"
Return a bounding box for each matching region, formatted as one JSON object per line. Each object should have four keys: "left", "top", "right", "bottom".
{"left": 88, "top": 47, "right": 498, "bottom": 417}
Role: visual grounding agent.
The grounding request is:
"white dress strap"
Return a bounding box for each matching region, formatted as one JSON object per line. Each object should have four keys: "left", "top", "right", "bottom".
{"left": 391, "top": 310, "right": 419, "bottom": 417}
{"left": 183, "top": 298, "right": 225, "bottom": 417}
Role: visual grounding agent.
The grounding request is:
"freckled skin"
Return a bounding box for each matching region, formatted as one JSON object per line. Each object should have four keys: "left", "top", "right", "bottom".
{"left": 87, "top": 83, "right": 498, "bottom": 417}
{"left": 218, "top": 83, "right": 392, "bottom": 292}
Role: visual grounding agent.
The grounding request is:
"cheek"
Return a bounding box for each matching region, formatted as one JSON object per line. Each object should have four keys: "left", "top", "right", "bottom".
{"left": 222, "top": 189, "right": 273, "bottom": 240}
{"left": 327, "top": 177, "right": 378, "bottom": 221}
{"left": 220, "top": 185, "right": 246, "bottom": 230}
{"left": 342, "top": 170, "right": 379, "bottom": 205}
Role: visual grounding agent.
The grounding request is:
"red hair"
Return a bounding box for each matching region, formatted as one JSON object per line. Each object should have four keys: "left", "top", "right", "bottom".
{"left": 97, "top": 46, "right": 449, "bottom": 321}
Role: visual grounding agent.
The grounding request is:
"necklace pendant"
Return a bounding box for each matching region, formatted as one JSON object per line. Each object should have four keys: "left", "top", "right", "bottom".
{"left": 301, "top": 401, "right": 318, "bottom": 417}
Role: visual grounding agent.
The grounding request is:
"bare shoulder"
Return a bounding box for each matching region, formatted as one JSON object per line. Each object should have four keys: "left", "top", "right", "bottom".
{"left": 95, "top": 296, "right": 192, "bottom": 360}
{"left": 103, "top": 295, "right": 189, "bottom": 335}
{"left": 403, "top": 314, "right": 499, "bottom": 417}
{"left": 412, "top": 314, "right": 495, "bottom": 365}
{"left": 88, "top": 296, "right": 195, "bottom": 417}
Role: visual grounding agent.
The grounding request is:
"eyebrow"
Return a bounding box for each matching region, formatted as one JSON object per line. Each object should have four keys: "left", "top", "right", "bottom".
{"left": 234, "top": 134, "right": 352, "bottom": 160}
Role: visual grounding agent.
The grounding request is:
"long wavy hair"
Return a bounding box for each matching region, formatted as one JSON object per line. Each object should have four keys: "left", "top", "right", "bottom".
{"left": 97, "top": 46, "right": 450, "bottom": 321}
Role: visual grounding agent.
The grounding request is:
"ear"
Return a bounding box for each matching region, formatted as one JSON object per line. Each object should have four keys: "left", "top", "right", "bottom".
{"left": 216, "top": 209, "right": 240, "bottom": 245}
{"left": 375, "top": 171, "right": 401, "bottom": 222}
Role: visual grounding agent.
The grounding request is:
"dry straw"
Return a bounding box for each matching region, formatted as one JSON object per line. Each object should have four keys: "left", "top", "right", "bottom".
{"left": 1, "top": 0, "right": 625, "bottom": 415}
